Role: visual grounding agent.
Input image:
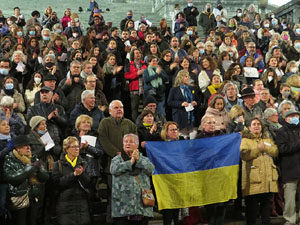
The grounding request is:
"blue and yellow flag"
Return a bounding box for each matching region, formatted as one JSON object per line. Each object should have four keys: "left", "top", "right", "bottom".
{"left": 145, "top": 133, "right": 241, "bottom": 210}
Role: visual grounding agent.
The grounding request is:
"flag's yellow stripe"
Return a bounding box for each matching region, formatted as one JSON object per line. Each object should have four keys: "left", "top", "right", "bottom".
{"left": 153, "top": 165, "right": 239, "bottom": 210}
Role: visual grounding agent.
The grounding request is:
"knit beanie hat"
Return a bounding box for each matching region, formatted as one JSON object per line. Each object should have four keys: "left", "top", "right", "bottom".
{"left": 29, "top": 116, "right": 46, "bottom": 130}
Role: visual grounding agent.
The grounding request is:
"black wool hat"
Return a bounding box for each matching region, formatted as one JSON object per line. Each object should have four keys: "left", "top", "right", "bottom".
{"left": 241, "top": 87, "right": 255, "bottom": 98}
{"left": 14, "top": 135, "right": 30, "bottom": 147}
{"left": 144, "top": 95, "right": 158, "bottom": 107}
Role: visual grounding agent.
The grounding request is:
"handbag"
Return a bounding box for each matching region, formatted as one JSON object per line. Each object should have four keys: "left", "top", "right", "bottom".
{"left": 135, "top": 176, "right": 155, "bottom": 207}
{"left": 9, "top": 192, "right": 30, "bottom": 210}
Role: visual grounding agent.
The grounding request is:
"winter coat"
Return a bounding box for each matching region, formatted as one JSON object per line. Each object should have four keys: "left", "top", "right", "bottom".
{"left": 198, "top": 11, "right": 216, "bottom": 35}
{"left": 184, "top": 6, "right": 199, "bottom": 27}
{"left": 28, "top": 130, "right": 60, "bottom": 170}
{"left": 0, "top": 138, "right": 12, "bottom": 183}
{"left": 174, "top": 20, "right": 189, "bottom": 42}
{"left": 241, "top": 103, "right": 263, "bottom": 127}
{"left": 204, "top": 107, "right": 229, "bottom": 131}
{"left": 25, "top": 83, "right": 42, "bottom": 107}
{"left": 198, "top": 69, "right": 221, "bottom": 93}
{"left": 276, "top": 121, "right": 300, "bottom": 183}
{"left": 0, "top": 110, "right": 24, "bottom": 137}
{"left": 110, "top": 154, "right": 154, "bottom": 218}
{"left": 27, "top": 102, "right": 67, "bottom": 158}
{"left": 74, "top": 132, "right": 104, "bottom": 177}
{"left": 52, "top": 154, "right": 91, "bottom": 225}
{"left": 70, "top": 102, "right": 105, "bottom": 135}
{"left": 125, "top": 61, "right": 147, "bottom": 92}
{"left": 142, "top": 67, "right": 168, "bottom": 101}
{"left": 168, "top": 85, "right": 200, "bottom": 129}
{"left": 240, "top": 130, "right": 278, "bottom": 197}
{"left": 58, "top": 77, "right": 85, "bottom": 115}
{"left": 226, "top": 121, "right": 246, "bottom": 134}
{"left": 0, "top": 89, "right": 26, "bottom": 113}
{"left": 4, "top": 151, "right": 49, "bottom": 197}
{"left": 34, "top": 87, "right": 68, "bottom": 110}
{"left": 137, "top": 124, "right": 161, "bottom": 156}
{"left": 98, "top": 117, "right": 137, "bottom": 172}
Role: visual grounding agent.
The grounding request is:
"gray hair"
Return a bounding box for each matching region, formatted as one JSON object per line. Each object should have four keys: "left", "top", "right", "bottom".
{"left": 41, "top": 28, "right": 50, "bottom": 36}
{"left": 11, "top": 51, "right": 26, "bottom": 63}
{"left": 0, "top": 96, "right": 14, "bottom": 107}
{"left": 278, "top": 100, "right": 295, "bottom": 115}
{"left": 43, "top": 54, "right": 57, "bottom": 66}
{"left": 81, "top": 90, "right": 94, "bottom": 102}
{"left": 70, "top": 60, "right": 81, "bottom": 67}
{"left": 109, "top": 100, "right": 123, "bottom": 110}
{"left": 204, "top": 41, "right": 215, "bottom": 51}
{"left": 123, "top": 133, "right": 139, "bottom": 145}
{"left": 263, "top": 108, "right": 277, "bottom": 120}
{"left": 223, "top": 82, "right": 238, "bottom": 96}
{"left": 199, "top": 115, "right": 216, "bottom": 131}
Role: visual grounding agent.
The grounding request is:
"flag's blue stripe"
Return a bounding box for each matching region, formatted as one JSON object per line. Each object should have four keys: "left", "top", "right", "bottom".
{"left": 145, "top": 133, "right": 241, "bottom": 175}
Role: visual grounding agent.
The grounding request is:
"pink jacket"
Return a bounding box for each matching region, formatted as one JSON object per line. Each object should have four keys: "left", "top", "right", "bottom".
{"left": 204, "top": 107, "right": 229, "bottom": 131}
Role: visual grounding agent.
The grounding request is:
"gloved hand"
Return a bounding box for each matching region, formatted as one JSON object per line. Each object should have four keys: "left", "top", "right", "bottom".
{"left": 7, "top": 139, "right": 14, "bottom": 150}
{"left": 31, "top": 161, "right": 42, "bottom": 170}
{"left": 24, "top": 165, "right": 37, "bottom": 175}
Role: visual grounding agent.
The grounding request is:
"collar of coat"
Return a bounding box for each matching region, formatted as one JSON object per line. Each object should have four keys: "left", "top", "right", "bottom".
{"left": 241, "top": 129, "right": 269, "bottom": 139}
{"left": 202, "top": 11, "right": 214, "bottom": 18}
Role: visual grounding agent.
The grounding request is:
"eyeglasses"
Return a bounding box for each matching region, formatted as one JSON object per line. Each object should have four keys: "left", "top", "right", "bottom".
{"left": 69, "top": 145, "right": 80, "bottom": 149}
{"left": 169, "top": 128, "right": 178, "bottom": 132}
{"left": 206, "top": 121, "right": 216, "bottom": 125}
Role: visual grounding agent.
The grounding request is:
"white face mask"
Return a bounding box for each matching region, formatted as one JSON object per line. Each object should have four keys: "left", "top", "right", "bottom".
{"left": 34, "top": 77, "right": 41, "bottom": 84}
{"left": 237, "top": 12, "right": 242, "bottom": 17}
{"left": 73, "top": 33, "right": 78, "bottom": 38}
{"left": 268, "top": 76, "right": 273, "bottom": 82}
{"left": 291, "top": 67, "right": 298, "bottom": 73}
{"left": 264, "top": 23, "right": 270, "bottom": 28}
{"left": 7, "top": 21, "right": 12, "bottom": 25}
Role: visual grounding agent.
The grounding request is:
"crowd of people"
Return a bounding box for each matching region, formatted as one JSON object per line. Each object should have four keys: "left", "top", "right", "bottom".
{"left": 0, "top": 0, "right": 300, "bottom": 224}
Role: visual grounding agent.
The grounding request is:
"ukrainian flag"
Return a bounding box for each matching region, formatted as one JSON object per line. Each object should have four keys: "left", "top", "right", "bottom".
{"left": 145, "top": 133, "right": 241, "bottom": 210}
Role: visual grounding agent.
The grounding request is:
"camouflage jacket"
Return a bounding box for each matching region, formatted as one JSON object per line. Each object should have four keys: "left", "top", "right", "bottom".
{"left": 110, "top": 154, "right": 154, "bottom": 218}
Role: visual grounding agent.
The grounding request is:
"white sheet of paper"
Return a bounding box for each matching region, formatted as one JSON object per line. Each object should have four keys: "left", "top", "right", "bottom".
{"left": 185, "top": 103, "right": 194, "bottom": 112}
{"left": 40, "top": 132, "right": 55, "bottom": 151}
{"left": 124, "top": 40, "right": 131, "bottom": 47}
{"left": 38, "top": 56, "right": 43, "bottom": 64}
{"left": 244, "top": 67, "right": 259, "bottom": 78}
{"left": 60, "top": 53, "right": 68, "bottom": 62}
{"left": 81, "top": 135, "right": 97, "bottom": 147}
{"left": 16, "top": 62, "right": 25, "bottom": 72}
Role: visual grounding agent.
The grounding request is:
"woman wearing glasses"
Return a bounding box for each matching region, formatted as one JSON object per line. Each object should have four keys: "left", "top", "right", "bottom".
{"left": 52, "top": 136, "right": 92, "bottom": 225}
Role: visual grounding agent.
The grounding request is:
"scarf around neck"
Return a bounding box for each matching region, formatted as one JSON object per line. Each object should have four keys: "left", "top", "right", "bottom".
{"left": 13, "top": 149, "right": 31, "bottom": 165}
{"left": 121, "top": 150, "right": 142, "bottom": 176}
{"left": 148, "top": 66, "right": 162, "bottom": 88}
{"left": 65, "top": 154, "right": 78, "bottom": 168}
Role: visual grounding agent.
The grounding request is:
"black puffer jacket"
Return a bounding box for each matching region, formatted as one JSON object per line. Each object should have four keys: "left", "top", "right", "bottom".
{"left": 276, "top": 121, "right": 300, "bottom": 183}
{"left": 27, "top": 102, "right": 68, "bottom": 158}
{"left": 52, "top": 154, "right": 91, "bottom": 225}
{"left": 0, "top": 138, "right": 12, "bottom": 183}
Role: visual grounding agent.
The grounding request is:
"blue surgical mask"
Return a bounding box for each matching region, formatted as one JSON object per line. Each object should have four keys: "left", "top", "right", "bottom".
{"left": 229, "top": 52, "right": 234, "bottom": 57}
{"left": 187, "top": 30, "right": 193, "bottom": 36}
{"left": 17, "top": 31, "right": 23, "bottom": 37}
{"left": 55, "top": 29, "right": 62, "bottom": 34}
{"left": 290, "top": 117, "right": 299, "bottom": 125}
{"left": 272, "top": 21, "right": 277, "bottom": 26}
{"left": 199, "top": 49, "right": 205, "bottom": 54}
{"left": 296, "top": 28, "right": 300, "bottom": 34}
{"left": 43, "top": 36, "right": 50, "bottom": 41}
{"left": 295, "top": 43, "right": 300, "bottom": 49}
{"left": 5, "top": 83, "right": 13, "bottom": 90}
{"left": 29, "top": 30, "right": 36, "bottom": 36}
{"left": 127, "top": 15, "right": 132, "bottom": 19}
{"left": 0, "top": 68, "right": 9, "bottom": 75}
{"left": 188, "top": 3, "right": 193, "bottom": 7}
{"left": 38, "top": 130, "right": 46, "bottom": 135}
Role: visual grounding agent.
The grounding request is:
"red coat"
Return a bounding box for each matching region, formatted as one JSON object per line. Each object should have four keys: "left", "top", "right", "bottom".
{"left": 124, "top": 61, "right": 147, "bottom": 91}
{"left": 61, "top": 16, "right": 71, "bottom": 30}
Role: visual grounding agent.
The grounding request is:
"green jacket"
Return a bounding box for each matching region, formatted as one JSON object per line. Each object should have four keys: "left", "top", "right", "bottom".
{"left": 110, "top": 154, "right": 154, "bottom": 218}
{"left": 98, "top": 117, "right": 137, "bottom": 172}
{"left": 4, "top": 151, "right": 49, "bottom": 197}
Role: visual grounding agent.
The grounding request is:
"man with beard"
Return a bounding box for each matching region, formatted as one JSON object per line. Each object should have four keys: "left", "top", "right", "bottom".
{"left": 58, "top": 60, "right": 84, "bottom": 115}
{"left": 240, "top": 42, "right": 265, "bottom": 71}
{"left": 169, "top": 36, "right": 188, "bottom": 62}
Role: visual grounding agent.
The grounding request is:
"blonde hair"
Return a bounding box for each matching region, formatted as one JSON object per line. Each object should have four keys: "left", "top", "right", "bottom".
{"left": 229, "top": 105, "right": 244, "bottom": 121}
{"left": 286, "top": 75, "right": 300, "bottom": 87}
{"left": 174, "top": 70, "right": 189, "bottom": 87}
{"left": 75, "top": 115, "right": 93, "bottom": 131}
{"left": 63, "top": 136, "right": 78, "bottom": 153}
{"left": 161, "top": 121, "right": 179, "bottom": 141}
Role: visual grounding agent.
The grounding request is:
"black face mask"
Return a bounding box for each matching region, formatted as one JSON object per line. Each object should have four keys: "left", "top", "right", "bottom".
{"left": 207, "top": 8, "right": 211, "bottom": 12}
{"left": 217, "top": 5, "right": 223, "bottom": 10}
{"left": 45, "top": 62, "right": 54, "bottom": 68}
{"left": 75, "top": 57, "right": 82, "bottom": 61}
